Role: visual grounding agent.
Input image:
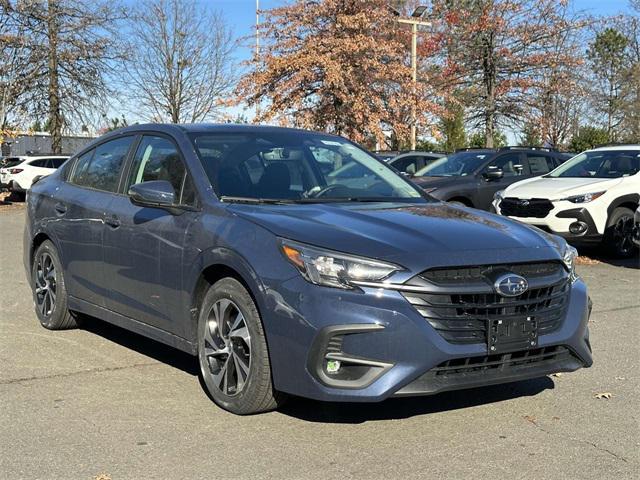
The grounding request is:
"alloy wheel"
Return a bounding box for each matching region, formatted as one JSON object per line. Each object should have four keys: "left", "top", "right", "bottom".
{"left": 202, "top": 299, "right": 251, "bottom": 396}
{"left": 35, "top": 252, "right": 57, "bottom": 317}
{"left": 612, "top": 214, "right": 635, "bottom": 256}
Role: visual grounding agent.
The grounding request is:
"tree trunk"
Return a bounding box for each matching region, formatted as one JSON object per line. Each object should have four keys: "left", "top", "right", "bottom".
{"left": 47, "top": 0, "right": 62, "bottom": 153}
{"left": 482, "top": 32, "right": 496, "bottom": 148}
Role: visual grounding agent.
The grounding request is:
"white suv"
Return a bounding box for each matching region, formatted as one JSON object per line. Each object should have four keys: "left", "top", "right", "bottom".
{"left": 493, "top": 145, "right": 639, "bottom": 257}
{"left": 0, "top": 155, "right": 68, "bottom": 195}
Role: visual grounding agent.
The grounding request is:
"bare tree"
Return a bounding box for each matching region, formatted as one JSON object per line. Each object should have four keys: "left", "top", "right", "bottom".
{"left": 0, "top": 2, "right": 38, "bottom": 132}
{"left": 1, "top": 0, "right": 125, "bottom": 152}
{"left": 435, "top": 0, "right": 585, "bottom": 147}
{"left": 125, "top": 0, "right": 236, "bottom": 124}
{"left": 524, "top": 11, "right": 590, "bottom": 148}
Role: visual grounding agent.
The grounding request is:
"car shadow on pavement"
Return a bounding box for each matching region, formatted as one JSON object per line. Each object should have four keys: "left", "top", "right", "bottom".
{"left": 279, "top": 378, "right": 555, "bottom": 424}
{"left": 576, "top": 247, "right": 639, "bottom": 269}
{"left": 80, "top": 316, "right": 200, "bottom": 376}
{"left": 80, "top": 316, "right": 556, "bottom": 422}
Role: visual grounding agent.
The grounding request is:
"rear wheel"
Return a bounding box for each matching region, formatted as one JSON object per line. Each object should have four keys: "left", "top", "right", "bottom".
{"left": 197, "top": 277, "right": 284, "bottom": 414}
{"left": 31, "top": 240, "right": 79, "bottom": 329}
{"left": 603, "top": 207, "right": 637, "bottom": 258}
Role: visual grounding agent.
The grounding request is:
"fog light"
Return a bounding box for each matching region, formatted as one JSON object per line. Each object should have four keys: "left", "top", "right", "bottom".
{"left": 569, "top": 221, "right": 588, "bottom": 235}
{"left": 326, "top": 360, "right": 341, "bottom": 374}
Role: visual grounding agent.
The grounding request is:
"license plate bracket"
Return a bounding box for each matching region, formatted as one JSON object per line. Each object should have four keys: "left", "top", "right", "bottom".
{"left": 488, "top": 316, "right": 538, "bottom": 354}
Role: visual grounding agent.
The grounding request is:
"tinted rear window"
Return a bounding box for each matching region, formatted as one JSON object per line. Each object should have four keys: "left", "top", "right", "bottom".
{"left": 71, "top": 136, "right": 134, "bottom": 192}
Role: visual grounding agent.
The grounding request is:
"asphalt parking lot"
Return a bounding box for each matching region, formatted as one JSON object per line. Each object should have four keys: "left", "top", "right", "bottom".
{"left": 1, "top": 206, "right": 639, "bottom": 480}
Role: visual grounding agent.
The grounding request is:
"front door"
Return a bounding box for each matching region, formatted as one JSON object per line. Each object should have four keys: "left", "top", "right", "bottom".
{"left": 476, "top": 152, "right": 529, "bottom": 209}
{"left": 102, "top": 134, "right": 199, "bottom": 335}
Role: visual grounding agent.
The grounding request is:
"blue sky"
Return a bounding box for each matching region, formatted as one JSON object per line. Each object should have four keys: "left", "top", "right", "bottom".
{"left": 116, "top": 1, "right": 635, "bottom": 131}
{"left": 215, "top": 0, "right": 634, "bottom": 66}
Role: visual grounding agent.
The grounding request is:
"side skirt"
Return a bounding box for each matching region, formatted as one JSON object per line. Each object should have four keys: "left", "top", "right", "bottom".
{"left": 68, "top": 295, "right": 197, "bottom": 355}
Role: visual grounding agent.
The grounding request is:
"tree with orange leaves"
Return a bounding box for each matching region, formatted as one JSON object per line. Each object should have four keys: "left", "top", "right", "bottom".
{"left": 236, "top": 0, "right": 444, "bottom": 147}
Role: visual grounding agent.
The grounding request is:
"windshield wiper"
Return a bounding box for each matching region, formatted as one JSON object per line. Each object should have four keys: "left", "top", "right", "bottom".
{"left": 219, "top": 196, "right": 295, "bottom": 205}
{"left": 293, "top": 197, "right": 408, "bottom": 204}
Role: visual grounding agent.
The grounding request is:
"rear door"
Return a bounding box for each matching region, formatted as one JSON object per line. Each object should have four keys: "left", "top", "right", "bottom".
{"left": 51, "top": 136, "right": 135, "bottom": 307}
{"left": 102, "top": 134, "right": 199, "bottom": 335}
{"left": 525, "top": 152, "right": 556, "bottom": 177}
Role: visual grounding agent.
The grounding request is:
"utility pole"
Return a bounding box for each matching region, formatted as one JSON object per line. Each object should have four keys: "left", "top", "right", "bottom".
{"left": 396, "top": 7, "right": 430, "bottom": 151}
{"left": 255, "top": 0, "right": 261, "bottom": 122}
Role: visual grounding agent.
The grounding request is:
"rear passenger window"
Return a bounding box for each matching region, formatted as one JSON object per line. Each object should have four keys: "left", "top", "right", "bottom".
{"left": 29, "top": 159, "right": 48, "bottom": 167}
{"left": 127, "top": 135, "right": 196, "bottom": 206}
{"left": 71, "top": 136, "right": 134, "bottom": 192}
{"left": 526, "top": 153, "right": 554, "bottom": 174}
{"left": 71, "top": 150, "right": 94, "bottom": 183}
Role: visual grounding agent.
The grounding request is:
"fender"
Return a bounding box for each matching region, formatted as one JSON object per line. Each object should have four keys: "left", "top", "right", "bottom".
{"left": 183, "top": 245, "right": 269, "bottom": 344}
{"left": 607, "top": 193, "right": 640, "bottom": 218}
{"left": 28, "top": 218, "right": 63, "bottom": 270}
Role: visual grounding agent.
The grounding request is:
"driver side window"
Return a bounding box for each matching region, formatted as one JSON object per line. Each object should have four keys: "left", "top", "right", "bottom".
{"left": 486, "top": 153, "right": 525, "bottom": 177}
{"left": 127, "top": 135, "right": 196, "bottom": 206}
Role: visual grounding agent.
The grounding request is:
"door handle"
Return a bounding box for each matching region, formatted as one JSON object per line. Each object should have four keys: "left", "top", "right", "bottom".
{"left": 105, "top": 215, "right": 121, "bottom": 228}
{"left": 54, "top": 202, "right": 67, "bottom": 215}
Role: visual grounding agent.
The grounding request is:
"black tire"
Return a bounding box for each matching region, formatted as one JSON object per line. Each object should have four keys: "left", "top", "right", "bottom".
{"left": 31, "top": 240, "right": 79, "bottom": 329}
{"left": 197, "top": 277, "right": 284, "bottom": 415}
{"left": 603, "top": 207, "right": 638, "bottom": 258}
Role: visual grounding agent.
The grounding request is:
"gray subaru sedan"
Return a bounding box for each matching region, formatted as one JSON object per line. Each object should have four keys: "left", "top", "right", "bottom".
{"left": 24, "top": 124, "right": 593, "bottom": 414}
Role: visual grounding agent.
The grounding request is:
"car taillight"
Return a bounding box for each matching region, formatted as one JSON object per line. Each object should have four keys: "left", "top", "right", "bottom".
{"left": 9, "top": 168, "right": 23, "bottom": 174}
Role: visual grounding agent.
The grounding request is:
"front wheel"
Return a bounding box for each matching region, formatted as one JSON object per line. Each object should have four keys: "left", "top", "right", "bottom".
{"left": 197, "top": 277, "right": 284, "bottom": 414}
{"left": 603, "top": 207, "right": 637, "bottom": 258}
{"left": 31, "top": 240, "right": 79, "bottom": 329}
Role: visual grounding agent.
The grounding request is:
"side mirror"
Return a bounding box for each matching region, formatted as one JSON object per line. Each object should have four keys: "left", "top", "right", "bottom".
{"left": 405, "top": 164, "right": 416, "bottom": 176}
{"left": 483, "top": 168, "right": 504, "bottom": 181}
{"left": 128, "top": 180, "right": 176, "bottom": 209}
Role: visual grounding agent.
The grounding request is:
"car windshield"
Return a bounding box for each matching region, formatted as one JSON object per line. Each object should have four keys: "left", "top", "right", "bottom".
{"left": 189, "top": 131, "right": 425, "bottom": 203}
{"left": 415, "top": 151, "right": 492, "bottom": 177}
{"left": 548, "top": 150, "right": 640, "bottom": 178}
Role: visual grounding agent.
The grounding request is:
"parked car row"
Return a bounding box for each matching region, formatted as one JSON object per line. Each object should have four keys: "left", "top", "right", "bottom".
{"left": 378, "top": 145, "right": 638, "bottom": 258}
{"left": 0, "top": 155, "right": 68, "bottom": 198}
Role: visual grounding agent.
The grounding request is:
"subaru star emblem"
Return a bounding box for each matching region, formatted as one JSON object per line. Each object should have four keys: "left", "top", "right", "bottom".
{"left": 494, "top": 273, "right": 529, "bottom": 297}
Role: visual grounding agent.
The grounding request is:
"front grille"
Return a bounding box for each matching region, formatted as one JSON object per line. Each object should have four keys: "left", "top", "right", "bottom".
{"left": 432, "top": 346, "right": 570, "bottom": 377}
{"left": 403, "top": 263, "right": 569, "bottom": 345}
{"left": 500, "top": 197, "right": 553, "bottom": 218}
{"left": 421, "top": 262, "right": 562, "bottom": 285}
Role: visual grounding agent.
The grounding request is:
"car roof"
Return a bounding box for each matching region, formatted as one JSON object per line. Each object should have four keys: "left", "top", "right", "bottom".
{"left": 116, "top": 122, "right": 337, "bottom": 137}
{"left": 587, "top": 145, "right": 640, "bottom": 152}
{"left": 393, "top": 151, "right": 445, "bottom": 157}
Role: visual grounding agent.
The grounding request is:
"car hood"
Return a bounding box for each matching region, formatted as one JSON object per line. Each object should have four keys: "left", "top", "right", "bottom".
{"left": 227, "top": 202, "right": 565, "bottom": 270}
{"left": 504, "top": 176, "right": 623, "bottom": 200}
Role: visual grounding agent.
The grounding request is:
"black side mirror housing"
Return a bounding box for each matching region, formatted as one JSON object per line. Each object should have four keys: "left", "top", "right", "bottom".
{"left": 483, "top": 168, "right": 504, "bottom": 181}
{"left": 128, "top": 180, "right": 177, "bottom": 211}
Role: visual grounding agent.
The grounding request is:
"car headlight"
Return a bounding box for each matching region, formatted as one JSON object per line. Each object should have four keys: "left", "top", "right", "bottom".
{"left": 560, "top": 191, "right": 606, "bottom": 203}
{"left": 562, "top": 244, "right": 579, "bottom": 282}
{"left": 280, "top": 240, "right": 402, "bottom": 289}
{"left": 494, "top": 190, "right": 505, "bottom": 201}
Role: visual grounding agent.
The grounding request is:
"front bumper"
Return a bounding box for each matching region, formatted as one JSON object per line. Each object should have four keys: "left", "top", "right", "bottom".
{"left": 493, "top": 199, "right": 604, "bottom": 245}
{"left": 264, "top": 275, "right": 593, "bottom": 402}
